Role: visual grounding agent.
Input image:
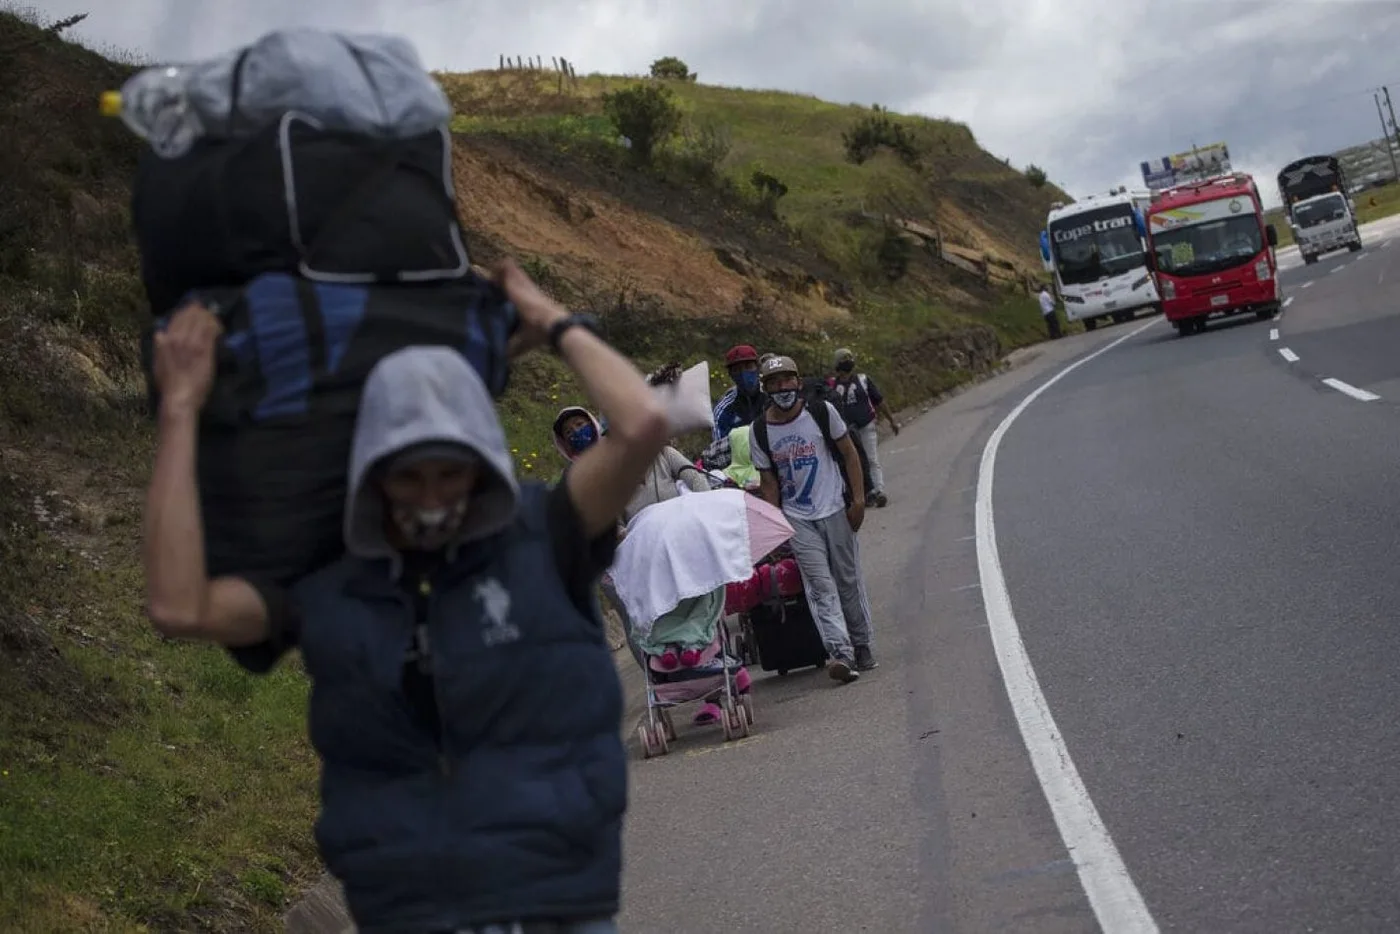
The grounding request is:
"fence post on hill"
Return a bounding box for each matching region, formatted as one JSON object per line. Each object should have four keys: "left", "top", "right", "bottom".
{"left": 498, "top": 54, "right": 504, "bottom": 70}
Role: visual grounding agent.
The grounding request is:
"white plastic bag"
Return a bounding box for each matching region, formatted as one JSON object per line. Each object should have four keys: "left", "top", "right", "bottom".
{"left": 653, "top": 361, "right": 714, "bottom": 436}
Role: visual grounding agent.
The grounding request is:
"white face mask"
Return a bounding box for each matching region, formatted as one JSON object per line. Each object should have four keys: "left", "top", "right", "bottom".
{"left": 770, "top": 390, "right": 799, "bottom": 410}
{"left": 391, "top": 500, "right": 468, "bottom": 550}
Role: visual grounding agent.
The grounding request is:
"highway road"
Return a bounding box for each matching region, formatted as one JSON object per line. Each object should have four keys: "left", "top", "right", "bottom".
{"left": 616, "top": 214, "right": 1400, "bottom": 933}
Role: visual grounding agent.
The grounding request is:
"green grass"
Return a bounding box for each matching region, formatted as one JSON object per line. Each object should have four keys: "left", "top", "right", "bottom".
{"left": 440, "top": 70, "right": 1065, "bottom": 274}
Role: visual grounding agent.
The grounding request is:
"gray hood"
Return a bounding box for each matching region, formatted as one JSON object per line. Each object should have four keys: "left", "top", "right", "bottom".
{"left": 345, "top": 346, "right": 520, "bottom": 560}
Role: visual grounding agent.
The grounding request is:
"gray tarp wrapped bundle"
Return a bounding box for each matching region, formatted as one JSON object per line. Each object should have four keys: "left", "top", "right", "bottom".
{"left": 158, "top": 28, "right": 453, "bottom": 139}
{"left": 131, "top": 26, "right": 474, "bottom": 311}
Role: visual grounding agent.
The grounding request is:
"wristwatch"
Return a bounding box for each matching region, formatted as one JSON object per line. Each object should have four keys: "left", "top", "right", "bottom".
{"left": 547, "top": 312, "right": 602, "bottom": 354}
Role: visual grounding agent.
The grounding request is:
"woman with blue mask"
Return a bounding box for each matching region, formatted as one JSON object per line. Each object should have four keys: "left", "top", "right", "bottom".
{"left": 553, "top": 406, "right": 602, "bottom": 465}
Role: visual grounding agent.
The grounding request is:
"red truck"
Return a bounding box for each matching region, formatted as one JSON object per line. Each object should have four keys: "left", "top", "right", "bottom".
{"left": 1145, "top": 172, "right": 1282, "bottom": 336}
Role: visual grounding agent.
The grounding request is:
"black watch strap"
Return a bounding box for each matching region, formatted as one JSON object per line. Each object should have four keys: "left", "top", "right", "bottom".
{"left": 547, "top": 312, "right": 600, "bottom": 354}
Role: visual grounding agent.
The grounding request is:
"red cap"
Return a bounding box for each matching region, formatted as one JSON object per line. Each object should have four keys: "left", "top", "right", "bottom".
{"left": 724, "top": 344, "right": 759, "bottom": 366}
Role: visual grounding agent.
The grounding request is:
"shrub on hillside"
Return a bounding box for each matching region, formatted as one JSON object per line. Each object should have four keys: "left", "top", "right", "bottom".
{"left": 670, "top": 116, "right": 732, "bottom": 183}
{"left": 750, "top": 169, "right": 788, "bottom": 218}
{"left": 603, "top": 83, "right": 682, "bottom": 163}
{"left": 650, "top": 56, "right": 696, "bottom": 81}
{"left": 1024, "top": 164, "right": 1048, "bottom": 188}
{"left": 842, "top": 105, "right": 920, "bottom": 168}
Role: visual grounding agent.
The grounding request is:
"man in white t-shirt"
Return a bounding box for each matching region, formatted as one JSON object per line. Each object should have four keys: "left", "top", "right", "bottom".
{"left": 1039, "top": 285, "right": 1062, "bottom": 339}
{"left": 749, "top": 355, "right": 876, "bottom": 682}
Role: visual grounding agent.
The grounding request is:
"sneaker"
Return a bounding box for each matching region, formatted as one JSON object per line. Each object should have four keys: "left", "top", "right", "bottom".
{"left": 865, "top": 493, "right": 878, "bottom": 507}
{"left": 657, "top": 648, "right": 679, "bottom": 670}
{"left": 873, "top": 491, "right": 888, "bottom": 508}
{"left": 854, "top": 644, "right": 879, "bottom": 671}
{"left": 827, "top": 656, "right": 860, "bottom": 684}
{"left": 679, "top": 647, "right": 702, "bottom": 668}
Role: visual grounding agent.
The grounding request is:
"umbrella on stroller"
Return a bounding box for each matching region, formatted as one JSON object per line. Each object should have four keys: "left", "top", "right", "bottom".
{"left": 609, "top": 488, "right": 793, "bottom": 636}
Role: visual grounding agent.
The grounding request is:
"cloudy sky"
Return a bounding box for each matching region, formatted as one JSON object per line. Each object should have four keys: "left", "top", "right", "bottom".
{"left": 22, "top": 0, "right": 1400, "bottom": 208}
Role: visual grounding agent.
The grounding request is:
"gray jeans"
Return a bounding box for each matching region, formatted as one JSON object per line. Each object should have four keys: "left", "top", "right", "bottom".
{"left": 788, "top": 510, "right": 875, "bottom": 659}
{"left": 855, "top": 421, "right": 884, "bottom": 494}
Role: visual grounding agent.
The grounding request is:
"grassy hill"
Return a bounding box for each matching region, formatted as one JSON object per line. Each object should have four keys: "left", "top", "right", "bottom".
{"left": 0, "top": 12, "right": 1067, "bottom": 932}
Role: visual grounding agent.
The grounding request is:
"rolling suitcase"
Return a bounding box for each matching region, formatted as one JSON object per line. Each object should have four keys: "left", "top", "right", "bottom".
{"left": 747, "top": 586, "right": 828, "bottom": 676}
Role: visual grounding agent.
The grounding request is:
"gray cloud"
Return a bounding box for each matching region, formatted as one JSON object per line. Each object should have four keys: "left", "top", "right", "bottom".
{"left": 21, "top": 0, "right": 1400, "bottom": 208}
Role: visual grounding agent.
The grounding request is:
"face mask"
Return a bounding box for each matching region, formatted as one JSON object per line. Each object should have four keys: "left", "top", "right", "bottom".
{"left": 565, "top": 423, "right": 597, "bottom": 453}
{"left": 770, "top": 390, "right": 799, "bottom": 410}
{"left": 836, "top": 361, "right": 854, "bottom": 374}
{"left": 392, "top": 500, "right": 468, "bottom": 550}
{"left": 736, "top": 370, "right": 760, "bottom": 394}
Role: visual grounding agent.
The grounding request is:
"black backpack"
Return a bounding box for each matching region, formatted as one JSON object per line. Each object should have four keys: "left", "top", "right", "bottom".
{"left": 749, "top": 395, "right": 854, "bottom": 509}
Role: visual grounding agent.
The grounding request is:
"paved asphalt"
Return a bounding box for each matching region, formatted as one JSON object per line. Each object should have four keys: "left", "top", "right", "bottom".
{"left": 616, "top": 213, "right": 1400, "bottom": 933}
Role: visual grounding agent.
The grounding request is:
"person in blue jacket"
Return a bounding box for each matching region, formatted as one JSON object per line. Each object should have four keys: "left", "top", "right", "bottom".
{"left": 141, "top": 258, "right": 671, "bottom": 934}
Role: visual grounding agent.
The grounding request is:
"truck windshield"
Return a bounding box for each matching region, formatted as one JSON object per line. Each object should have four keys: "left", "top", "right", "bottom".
{"left": 1293, "top": 195, "right": 1348, "bottom": 229}
{"left": 1152, "top": 215, "right": 1263, "bottom": 277}
{"left": 1048, "top": 206, "right": 1146, "bottom": 286}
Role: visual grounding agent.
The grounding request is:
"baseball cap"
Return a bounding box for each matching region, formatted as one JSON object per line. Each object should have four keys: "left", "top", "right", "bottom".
{"left": 724, "top": 344, "right": 759, "bottom": 367}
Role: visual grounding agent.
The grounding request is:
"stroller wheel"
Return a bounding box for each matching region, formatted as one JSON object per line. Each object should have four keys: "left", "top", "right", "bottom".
{"left": 729, "top": 698, "right": 750, "bottom": 738}
{"left": 739, "top": 694, "right": 755, "bottom": 727}
{"left": 639, "top": 723, "right": 670, "bottom": 758}
{"left": 659, "top": 708, "right": 677, "bottom": 742}
{"left": 720, "top": 700, "right": 737, "bottom": 741}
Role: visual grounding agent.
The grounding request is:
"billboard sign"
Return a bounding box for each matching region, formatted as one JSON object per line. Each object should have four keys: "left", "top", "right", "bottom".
{"left": 1140, "top": 142, "right": 1232, "bottom": 191}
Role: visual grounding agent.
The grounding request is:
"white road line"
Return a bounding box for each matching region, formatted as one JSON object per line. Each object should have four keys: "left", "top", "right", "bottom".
{"left": 1330, "top": 265, "right": 1347, "bottom": 274}
{"left": 1283, "top": 296, "right": 1294, "bottom": 308}
{"left": 1355, "top": 252, "right": 1368, "bottom": 261}
{"left": 1381, "top": 271, "right": 1386, "bottom": 285}
{"left": 1279, "top": 347, "right": 1300, "bottom": 362}
{"left": 975, "top": 316, "right": 1161, "bottom": 934}
{"left": 1302, "top": 281, "right": 1314, "bottom": 289}
{"left": 1269, "top": 328, "right": 1279, "bottom": 341}
{"left": 1321, "top": 377, "right": 1380, "bottom": 401}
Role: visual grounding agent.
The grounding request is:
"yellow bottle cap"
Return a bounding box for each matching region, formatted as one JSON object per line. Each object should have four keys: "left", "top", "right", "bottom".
{"left": 99, "top": 91, "right": 122, "bottom": 116}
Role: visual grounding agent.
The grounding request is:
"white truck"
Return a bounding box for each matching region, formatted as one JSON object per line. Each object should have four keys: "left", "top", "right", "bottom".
{"left": 1276, "top": 155, "right": 1362, "bottom": 264}
{"left": 1038, "top": 189, "right": 1163, "bottom": 331}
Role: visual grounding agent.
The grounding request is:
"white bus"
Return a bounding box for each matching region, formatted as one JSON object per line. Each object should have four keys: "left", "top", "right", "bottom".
{"left": 1038, "top": 189, "right": 1163, "bottom": 330}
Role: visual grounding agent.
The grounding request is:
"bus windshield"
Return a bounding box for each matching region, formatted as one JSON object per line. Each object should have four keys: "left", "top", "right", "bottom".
{"left": 1048, "top": 206, "right": 1146, "bottom": 286}
{"left": 1152, "top": 215, "right": 1263, "bottom": 277}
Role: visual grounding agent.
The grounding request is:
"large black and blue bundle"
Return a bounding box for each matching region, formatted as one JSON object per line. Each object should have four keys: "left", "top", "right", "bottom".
{"left": 123, "top": 29, "right": 517, "bottom": 583}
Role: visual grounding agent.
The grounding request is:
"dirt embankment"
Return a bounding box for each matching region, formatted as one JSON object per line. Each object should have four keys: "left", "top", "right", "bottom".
{"left": 453, "top": 136, "right": 855, "bottom": 335}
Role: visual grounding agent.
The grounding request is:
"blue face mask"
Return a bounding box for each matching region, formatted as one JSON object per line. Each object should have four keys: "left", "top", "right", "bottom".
{"left": 736, "top": 370, "right": 760, "bottom": 394}
{"left": 566, "top": 423, "right": 597, "bottom": 453}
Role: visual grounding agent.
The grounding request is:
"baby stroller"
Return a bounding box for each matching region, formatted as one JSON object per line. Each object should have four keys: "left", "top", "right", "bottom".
{"left": 633, "top": 585, "right": 755, "bottom": 759}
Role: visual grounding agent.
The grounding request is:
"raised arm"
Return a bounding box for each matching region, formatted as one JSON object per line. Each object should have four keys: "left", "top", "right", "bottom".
{"left": 142, "top": 304, "right": 275, "bottom": 647}
{"left": 496, "top": 260, "right": 669, "bottom": 538}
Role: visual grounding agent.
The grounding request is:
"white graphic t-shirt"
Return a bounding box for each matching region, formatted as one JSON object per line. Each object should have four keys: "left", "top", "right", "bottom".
{"left": 749, "top": 402, "right": 848, "bottom": 522}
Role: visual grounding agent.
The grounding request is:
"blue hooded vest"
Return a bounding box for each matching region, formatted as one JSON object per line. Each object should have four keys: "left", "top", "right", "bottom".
{"left": 291, "top": 347, "right": 626, "bottom": 932}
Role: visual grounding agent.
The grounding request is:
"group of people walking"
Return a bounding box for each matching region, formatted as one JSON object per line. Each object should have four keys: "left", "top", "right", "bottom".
{"left": 564, "top": 341, "right": 900, "bottom": 683}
